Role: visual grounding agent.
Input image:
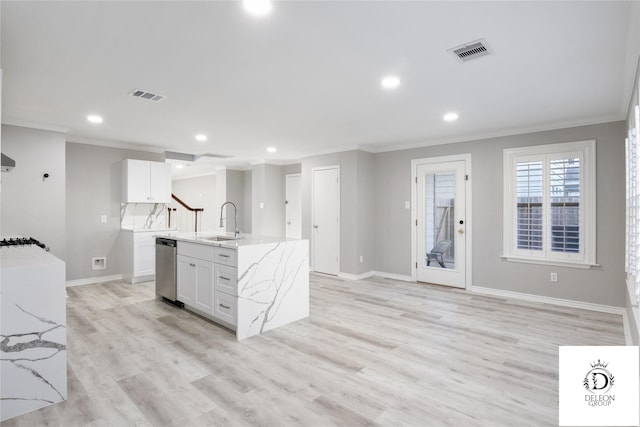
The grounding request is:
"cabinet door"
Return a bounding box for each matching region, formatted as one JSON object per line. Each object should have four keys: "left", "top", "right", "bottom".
{"left": 149, "top": 162, "right": 172, "bottom": 203}
{"left": 133, "top": 232, "right": 156, "bottom": 278}
{"left": 193, "top": 259, "right": 214, "bottom": 314}
{"left": 177, "top": 255, "right": 196, "bottom": 305}
{"left": 123, "top": 159, "right": 150, "bottom": 203}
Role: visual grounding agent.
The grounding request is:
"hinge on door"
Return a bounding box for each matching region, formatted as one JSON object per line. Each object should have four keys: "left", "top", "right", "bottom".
{"left": 416, "top": 262, "right": 418, "bottom": 269}
{"left": 465, "top": 174, "right": 469, "bottom": 181}
{"left": 285, "top": 200, "right": 288, "bottom": 205}
{"left": 415, "top": 219, "right": 418, "bottom": 226}
{"left": 415, "top": 176, "right": 417, "bottom": 184}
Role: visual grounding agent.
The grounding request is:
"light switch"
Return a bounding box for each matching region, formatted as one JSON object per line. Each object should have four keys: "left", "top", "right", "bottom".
{"left": 259, "top": 202, "right": 264, "bottom": 209}
{"left": 100, "top": 215, "right": 107, "bottom": 223}
{"left": 404, "top": 201, "right": 410, "bottom": 209}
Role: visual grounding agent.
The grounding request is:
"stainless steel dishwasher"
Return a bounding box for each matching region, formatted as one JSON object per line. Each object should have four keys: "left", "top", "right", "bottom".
{"left": 155, "top": 237, "right": 178, "bottom": 303}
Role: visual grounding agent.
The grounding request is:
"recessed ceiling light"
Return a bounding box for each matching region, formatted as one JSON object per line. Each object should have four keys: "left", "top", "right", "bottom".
{"left": 267, "top": 147, "right": 277, "bottom": 153}
{"left": 443, "top": 112, "right": 459, "bottom": 122}
{"left": 175, "top": 164, "right": 184, "bottom": 169}
{"left": 242, "top": 0, "right": 273, "bottom": 17}
{"left": 381, "top": 76, "right": 401, "bottom": 90}
{"left": 195, "top": 134, "right": 207, "bottom": 142}
{"left": 87, "top": 115, "right": 103, "bottom": 124}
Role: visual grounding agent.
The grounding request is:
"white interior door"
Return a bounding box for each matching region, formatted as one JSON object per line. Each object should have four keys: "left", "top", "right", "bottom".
{"left": 285, "top": 174, "right": 302, "bottom": 239}
{"left": 416, "top": 160, "right": 467, "bottom": 288}
{"left": 312, "top": 167, "right": 340, "bottom": 275}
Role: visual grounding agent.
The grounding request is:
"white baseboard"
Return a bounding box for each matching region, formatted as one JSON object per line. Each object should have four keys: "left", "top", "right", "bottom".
{"left": 338, "top": 271, "right": 374, "bottom": 281}
{"left": 334, "top": 271, "right": 414, "bottom": 282}
{"left": 371, "top": 271, "right": 414, "bottom": 282}
{"left": 472, "top": 286, "right": 625, "bottom": 315}
{"left": 66, "top": 274, "right": 123, "bottom": 287}
{"left": 131, "top": 274, "right": 154, "bottom": 284}
{"left": 622, "top": 311, "right": 633, "bottom": 346}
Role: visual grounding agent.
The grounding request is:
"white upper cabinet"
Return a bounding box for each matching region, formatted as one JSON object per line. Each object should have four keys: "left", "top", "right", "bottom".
{"left": 122, "top": 159, "right": 171, "bottom": 203}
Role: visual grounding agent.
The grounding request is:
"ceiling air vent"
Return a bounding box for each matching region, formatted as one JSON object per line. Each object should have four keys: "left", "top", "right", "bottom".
{"left": 448, "top": 39, "right": 492, "bottom": 63}
{"left": 129, "top": 88, "right": 166, "bottom": 102}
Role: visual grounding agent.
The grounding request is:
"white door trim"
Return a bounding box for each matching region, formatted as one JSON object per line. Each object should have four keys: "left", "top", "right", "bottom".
{"left": 411, "top": 154, "right": 472, "bottom": 290}
{"left": 311, "top": 165, "right": 340, "bottom": 274}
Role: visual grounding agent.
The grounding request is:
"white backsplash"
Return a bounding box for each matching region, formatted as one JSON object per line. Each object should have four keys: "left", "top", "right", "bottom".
{"left": 121, "top": 203, "right": 168, "bottom": 230}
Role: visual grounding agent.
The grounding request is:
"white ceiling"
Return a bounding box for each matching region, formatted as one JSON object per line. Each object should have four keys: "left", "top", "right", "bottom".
{"left": 1, "top": 1, "right": 638, "bottom": 178}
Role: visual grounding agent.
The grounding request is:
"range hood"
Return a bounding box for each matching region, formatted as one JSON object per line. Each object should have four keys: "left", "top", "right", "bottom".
{"left": 1, "top": 153, "right": 16, "bottom": 172}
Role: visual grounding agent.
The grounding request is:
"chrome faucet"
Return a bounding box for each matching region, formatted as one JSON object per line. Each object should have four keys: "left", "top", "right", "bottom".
{"left": 219, "top": 201, "right": 240, "bottom": 238}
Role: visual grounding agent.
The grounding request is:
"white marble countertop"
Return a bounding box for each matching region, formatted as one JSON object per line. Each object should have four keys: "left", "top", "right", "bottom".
{"left": 155, "top": 231, "right": 306, "bottom": 249}
{"left": 0, "top": 245, "right": 64, "bottom": 269}
{"left": 120, "top": 228, "right": 176, "bottom": 233}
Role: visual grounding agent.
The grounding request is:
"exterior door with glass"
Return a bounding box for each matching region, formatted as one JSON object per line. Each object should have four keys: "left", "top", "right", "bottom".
{"left": 416, "top": 159, "right": 467, "bottom": 288}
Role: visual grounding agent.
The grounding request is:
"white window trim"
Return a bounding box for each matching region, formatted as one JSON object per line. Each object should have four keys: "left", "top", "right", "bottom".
{"left": 502, "top": 140, "right": 597, "bottom": 269}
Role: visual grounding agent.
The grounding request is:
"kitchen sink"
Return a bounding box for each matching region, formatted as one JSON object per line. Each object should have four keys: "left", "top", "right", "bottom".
{"left": 201, "top": 236, "right": 239, "bottom": 242}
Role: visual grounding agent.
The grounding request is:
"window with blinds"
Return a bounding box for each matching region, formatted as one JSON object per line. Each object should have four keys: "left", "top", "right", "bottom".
{"left": 503, "top": 140, "right": 595, "bottom": 267}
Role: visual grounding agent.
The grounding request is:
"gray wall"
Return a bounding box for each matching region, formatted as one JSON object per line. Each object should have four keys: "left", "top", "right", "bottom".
{"left": 374, "top": 121, "right": 626, "bottom": 307}
{"left": 66, "top": 142, "right": 163, "bottom": 281}
{"left": 301, "top": 150, "right": 375, "bottom": 276}
{"left": 356, "top": 151, "right": 375, "bottom": 273}
{"left": 1, "top": 125, "right": 66, "bottom": 259}
{"left": 216, "top": 169, "right": 247, "bottom": 234}
{"left": 251, "top": 164, "right": 285, "bottom": 238}
{"left": 171, "top": 174, "right": 217, "bottom": 231}
{"left": 243, "top": 170, "right": 252, "bottom": 234}
{"left": 283, "top": 163, "right": 302, "bottom": 175}
{"left": 226, "top": 169, "right": 246, "bottom": 233}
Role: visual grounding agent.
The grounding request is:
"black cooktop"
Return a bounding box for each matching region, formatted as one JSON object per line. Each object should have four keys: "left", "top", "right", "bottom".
{"left": 0, "top": 237, "right": 47, "bottom": 249}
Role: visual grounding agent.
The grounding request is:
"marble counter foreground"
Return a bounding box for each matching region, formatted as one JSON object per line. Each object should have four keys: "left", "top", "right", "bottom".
{"left": 0, "top": 246, "right": 67, "bottom": 422}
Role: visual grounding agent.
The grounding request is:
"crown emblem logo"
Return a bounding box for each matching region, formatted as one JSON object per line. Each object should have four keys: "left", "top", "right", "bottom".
{"left": 590, "top": 359, "right": 608, "bottom": 369}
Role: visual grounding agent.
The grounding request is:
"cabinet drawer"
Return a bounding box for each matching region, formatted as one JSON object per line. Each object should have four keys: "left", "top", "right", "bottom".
{"left": 133, "top": 231, "right": 157, "bottom": 245}
{"left": 178, "top": 242, "right": 215, "bottom": 261}
{"left": 215, "top": 265, "right": 237, "bottom": 296}
{"left": 214, "top": 291, "right": 237, "bottom": 327}
{"left": 213, "top": 247, "right": 237, "bottom": 266}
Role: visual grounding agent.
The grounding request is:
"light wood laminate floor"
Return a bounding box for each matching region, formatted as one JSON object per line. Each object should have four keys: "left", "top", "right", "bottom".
{"left": 1, "top": 274, "right": 624, "bottom": 426}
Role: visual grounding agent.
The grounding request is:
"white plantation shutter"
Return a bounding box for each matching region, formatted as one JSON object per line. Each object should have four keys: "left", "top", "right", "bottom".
{"left": 516, "top": 160, "right": 543, "bottom": 250}
{"left": 626, "top": 105, "right": 640, "bottom": 305}
{"left": 503, "top": 140, "right": 595, "bottom": 267}
{"left": 549, "top": 157, "right": 580, "bottom": 254}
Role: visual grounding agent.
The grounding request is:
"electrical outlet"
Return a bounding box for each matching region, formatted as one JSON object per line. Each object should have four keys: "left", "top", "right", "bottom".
{"left": 100, "top": 215, "right": 107, "bottom": 223}
{"left": 360, "top": 255, "right": 364, "bottom": 263}
{"left": 404, "top": 201, "right": 410, "bottom": 209}
{"left": 259, "top": 202, "right": 264, "bottom": 209}
{"left": 550, "top": 272, "right": 558, "bottom": 282}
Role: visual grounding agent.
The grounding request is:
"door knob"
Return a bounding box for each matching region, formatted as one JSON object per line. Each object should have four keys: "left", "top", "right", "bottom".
{"left": 313, "top": 225, "right": 319, "bottom": 229}
{"left": 458, "top": 228, "right": 464, "bottom": 234}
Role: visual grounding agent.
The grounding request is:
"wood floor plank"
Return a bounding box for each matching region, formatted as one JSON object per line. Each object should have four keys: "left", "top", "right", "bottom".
{"left": 1, "top": 275, "right": 625, "bottom": 426}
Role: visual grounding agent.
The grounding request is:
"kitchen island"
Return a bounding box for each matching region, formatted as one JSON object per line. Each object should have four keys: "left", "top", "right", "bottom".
{"left": 158, "top": 232, "right": 309, "bottom": 340}
{"left": 0, "top": 244, "right": 67, "bottom": 422}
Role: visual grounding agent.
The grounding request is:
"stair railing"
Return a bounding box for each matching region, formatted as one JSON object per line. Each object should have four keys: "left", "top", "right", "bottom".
{"left": 170, "top": 194, "right": 204, "bottom": 232}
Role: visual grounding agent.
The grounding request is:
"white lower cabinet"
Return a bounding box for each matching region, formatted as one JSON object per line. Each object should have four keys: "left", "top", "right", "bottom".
{"left": 176, "top": 255, "right": 213, "bottom": 314}
{"left": 177, "top": 242, "right": 238, "bottom": 329}
{"left": 122, "top": 230, "right": 157, "bottom": 283}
